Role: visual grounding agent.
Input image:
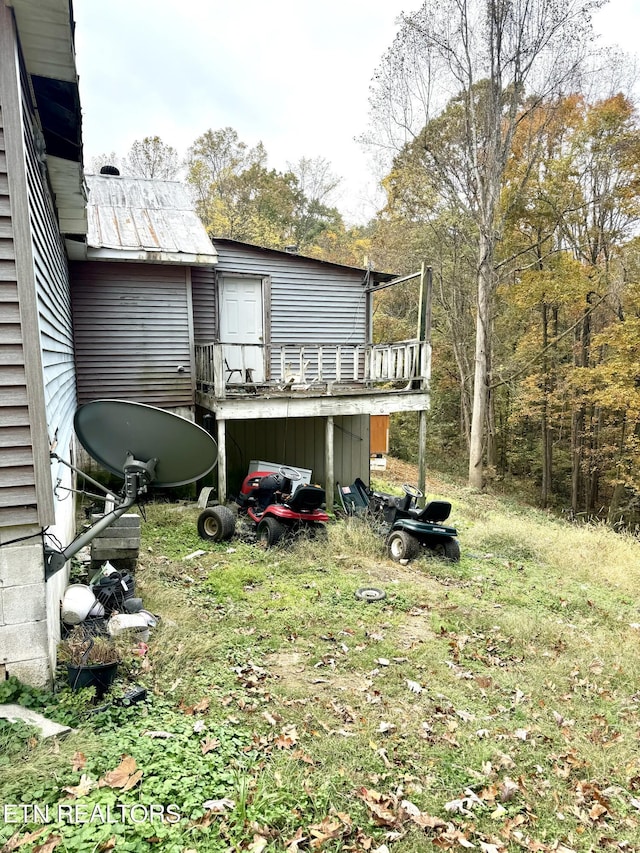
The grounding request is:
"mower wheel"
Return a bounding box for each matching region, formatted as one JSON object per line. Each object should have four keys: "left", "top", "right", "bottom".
{"left": 431, "top": 538, "right": 461, "bottom": 562}
{"left": 197, "top": 506, "right": 236, "bottom": 542}
{"left": 355, "top": 587, "right": 386, "bottom": 602}
{"left": 307, "top": 522, "right": 328, "bottom": 540}
{"left": 387, "top": 530, "right": 420, "bottom": 562}
{"left": 257, "top": 517, "right": 287, "bottom": 548}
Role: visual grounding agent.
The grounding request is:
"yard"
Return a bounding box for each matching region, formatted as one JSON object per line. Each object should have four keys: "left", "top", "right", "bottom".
{"left": 2, "top": 460, "right": 640, "bottom": 853}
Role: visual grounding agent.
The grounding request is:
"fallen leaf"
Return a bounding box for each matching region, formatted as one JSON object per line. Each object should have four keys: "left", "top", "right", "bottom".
{"left": 284, "top": 827, "right": 307, "bottom": 852}
{"left": 202, "top": 797, "right": 235, "bottom": 813}
{"left": 142, "top": 730, "right": 175, "bottom": 739}
{"left": 247, "top": 835, "right": 268, "bottom": 853}
{"left": 193, "top": 698, "right": 210, "bottom": 713}
{"left": 1, "top": 828, "right": 47, "bottom": 852}
{"left": 309, "top": 817, "right": 346, "bottom": 847}
{"left": 201, "top": 737, "right": 221, "bottom": 755}
{"left": 99, "top": 756, "right": 140, "bottom": 789}
{"left": 97, "top": 837, "right": 117, "bottom": 851}
{"left": 63, "top": 774, "right": 95, "bottom": 798}
{"left": 375, "top": 658, "right": 391, "bottom": 666}
{"left": 71, "top": 751, "right": 86, "bottom": 772}
{"left": 406, "top": 679, "right": 423, "bottom": 694}
{"left": 378, "top": 722, "right": 396, "bottom": 734}
{"left": 588, "top": 802, "right": 608, "bottom": 821}
{"left": 122, "top": 769, "right": 143, "bottom": 792}
{"left": 33, "top": 838, "right": 62, "bottom": 853}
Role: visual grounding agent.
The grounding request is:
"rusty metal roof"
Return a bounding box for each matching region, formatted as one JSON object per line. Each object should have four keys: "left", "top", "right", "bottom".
{"left": 85, "top": 174, "right": 217, "bottom": 265}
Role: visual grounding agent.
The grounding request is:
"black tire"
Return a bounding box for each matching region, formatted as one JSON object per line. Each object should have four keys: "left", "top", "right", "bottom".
{"left": 431, "top": 538, "right": 461, "bottom": 562}
{"left": 197, "top": 506, "right": 236, "bottom": 542}
{"left": 256, "top": 517, "right": 287, "bottom": 548}
{"left": 355, "top": 587, "right": 386, "bottom": 602}
{"left": 387, "top": 530, "right": 421, "bottom": 562}
{"left": 307, "top": 522, "right": 328, "bottom": 540}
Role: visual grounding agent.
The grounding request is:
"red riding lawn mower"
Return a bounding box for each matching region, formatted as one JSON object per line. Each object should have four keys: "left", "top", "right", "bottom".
{"left": 197, "top": 465, "right": 329, "bottom": 548}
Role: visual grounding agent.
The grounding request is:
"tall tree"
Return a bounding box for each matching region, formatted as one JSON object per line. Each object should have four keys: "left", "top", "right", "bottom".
{"left": 368, "top": 0, "right": 604, "bottom": 488}
{"left": 125, "top": 136, "right": 180, "bottom": 179}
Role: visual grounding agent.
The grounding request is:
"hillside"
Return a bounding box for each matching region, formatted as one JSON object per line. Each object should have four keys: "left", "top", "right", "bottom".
{"left": 2, "top": 463, "right": 640, "bottom": 852}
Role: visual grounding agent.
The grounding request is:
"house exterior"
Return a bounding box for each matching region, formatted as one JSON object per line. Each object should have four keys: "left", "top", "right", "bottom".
{"left": 70, "top": 173, "right": 217, "bottom": 416}
{"left": 0, "top": 0, "right": 86, "bottom": 684}
{"left": 193, "top": 240, "right": 432, "bottom": 504}
{"left": 0, "top": 0, "right": 433, "bottom": 688}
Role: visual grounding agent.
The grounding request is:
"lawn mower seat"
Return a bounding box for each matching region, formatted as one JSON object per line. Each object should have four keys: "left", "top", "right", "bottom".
{"left": 287, "top": 484, "right": 326, "bottom": 512}
{"left": 414, "top": 500, "right": 452, "bottom": 523}
{"left": 337, "top": 478, "right": 371, "bottom": 516}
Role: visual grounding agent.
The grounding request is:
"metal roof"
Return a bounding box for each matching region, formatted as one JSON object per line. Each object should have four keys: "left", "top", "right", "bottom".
{"left": 212, "top": 238, "right": 395, "bottom": 283}
{"left": 85, "top": 175, "right": 218, "bottom": 265}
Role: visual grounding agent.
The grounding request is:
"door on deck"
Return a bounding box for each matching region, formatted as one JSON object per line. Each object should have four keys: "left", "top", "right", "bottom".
{"left": 218, "top": 276, "right": 265, "bottom": 383}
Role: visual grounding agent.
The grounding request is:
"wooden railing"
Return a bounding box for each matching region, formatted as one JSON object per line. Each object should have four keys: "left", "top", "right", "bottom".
{"left": 195, "top": 340, "right": 431, "bottom": 398}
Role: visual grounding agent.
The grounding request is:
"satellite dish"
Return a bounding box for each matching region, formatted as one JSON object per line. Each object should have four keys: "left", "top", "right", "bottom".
{"left": 74, "top": 400, "right": 217, "bottom": 486}
{"left": 45, "top": 401, "right": 218, "bottom": 577}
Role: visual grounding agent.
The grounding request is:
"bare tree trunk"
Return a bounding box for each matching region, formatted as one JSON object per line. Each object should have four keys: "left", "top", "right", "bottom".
{"left": 540, "top": 302, "right": 551, "bottom": 508}
{"left": 468, "top": 232, "right": 493, "bottom": 489}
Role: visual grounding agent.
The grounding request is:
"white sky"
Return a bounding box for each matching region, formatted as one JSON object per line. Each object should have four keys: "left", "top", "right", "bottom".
{"left": 73, "top": 0, "right": 640, "bottom": 225}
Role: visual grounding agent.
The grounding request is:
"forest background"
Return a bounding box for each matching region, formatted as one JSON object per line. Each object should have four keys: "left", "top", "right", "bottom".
{"left": 90, "top": 0, "right": 640, "bottom": 528}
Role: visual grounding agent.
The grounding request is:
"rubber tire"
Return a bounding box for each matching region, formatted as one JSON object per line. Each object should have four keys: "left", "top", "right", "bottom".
{"left": 197, "top": 506, "right": 236, "bottom": 542}
{"left": 256, "top": 517, "right": 287, "bottom": 548}
{"left": 307, "top": 522, "right": 328, "bottom": 540}
{"left": 431, "top": 538, "right": 461, "bottom": 562}
{"left": 355, "top": 587, "right": 386, "bottom": 602}
{"left": 387, "top": 530, "right": 421, "bottom": 562}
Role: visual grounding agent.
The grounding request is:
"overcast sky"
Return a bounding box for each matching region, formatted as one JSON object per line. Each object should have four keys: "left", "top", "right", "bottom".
{"left": 73, "top": 0, "right": 640, "bottom": 225}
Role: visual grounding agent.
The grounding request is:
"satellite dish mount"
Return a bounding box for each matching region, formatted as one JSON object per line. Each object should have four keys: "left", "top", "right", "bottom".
{"left": 45, "top": 401, "right": 217, "bottom": 578}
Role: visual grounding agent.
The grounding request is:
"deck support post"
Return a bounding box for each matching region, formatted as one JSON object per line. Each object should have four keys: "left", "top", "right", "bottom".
{"left": 417, "top": 409, "right": 427, "bottom": 505}
{"left": 217, "top": 417, "right": 227, "bottom": 504}
{"left": 325, "top": 415, "right": 334, "bottom": 510}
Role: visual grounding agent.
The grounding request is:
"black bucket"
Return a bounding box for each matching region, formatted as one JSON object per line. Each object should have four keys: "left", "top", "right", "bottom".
{"left": 67, "top": 662, "right": 119, "bottom": 698}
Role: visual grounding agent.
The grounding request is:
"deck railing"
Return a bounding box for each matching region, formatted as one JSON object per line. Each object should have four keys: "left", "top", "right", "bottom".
{"left": 195, "top": 340, "right": 430, "bottom": 397}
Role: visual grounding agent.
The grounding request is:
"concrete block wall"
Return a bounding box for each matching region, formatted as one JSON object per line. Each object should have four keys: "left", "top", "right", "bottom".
{"left": 0, "top": 533, "right": 50, "bottom": 686}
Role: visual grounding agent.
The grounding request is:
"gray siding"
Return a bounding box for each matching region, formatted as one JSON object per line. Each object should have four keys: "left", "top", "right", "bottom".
{"left": 70, "top": 261, "right": 194, "bottom": 408}
{"left": 0, "top": 113, "right": 37, "bottom": 526}
{"left": 213, "top": 242, "right": 368, "bottom": 345}
{"left": 23, "top": 68, "right": 76, "bottom": 498}
{"left": 191, "top": 265, "right": 217, "bottom": 342}
{"left": 226, "top": 415, "right": 370, "bottom": 497}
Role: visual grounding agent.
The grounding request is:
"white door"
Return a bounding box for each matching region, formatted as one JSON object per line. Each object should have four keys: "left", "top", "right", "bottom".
{"left": 219, "top": 277, "right": 264, "bottom": 383}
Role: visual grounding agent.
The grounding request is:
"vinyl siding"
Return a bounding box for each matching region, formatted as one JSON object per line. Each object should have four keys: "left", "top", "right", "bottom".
{"left": 213, "top": 242, "right": 368, "bottom": 344}
{"left": 70, "top": 261, "right": 194, "bottom": 408}
{"left": 191, "top": 265, "right": 216, "bottom": 342}
{"left": 23, "top": 68, "right": 76, "bottom": 498}
{"left": 0, "top": 47, "right": 37, "bottom": 525}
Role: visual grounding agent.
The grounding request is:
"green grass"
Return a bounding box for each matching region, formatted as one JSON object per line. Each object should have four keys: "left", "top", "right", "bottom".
{"left": 2, "top": 471, "right": 640, "bottom": 852}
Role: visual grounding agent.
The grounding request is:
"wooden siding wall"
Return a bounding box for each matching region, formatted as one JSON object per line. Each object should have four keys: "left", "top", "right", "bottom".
{"left": 191, "top": 265, "right": 216, "bottom": 342}
{"left": 213, "top": 244, "right": 368, "bottom": 346}
{"left": 225, "top": 414, "right": 370, "bottom": 496}
{"left": 70, "top": 262, "right": 195, "bottom": 408}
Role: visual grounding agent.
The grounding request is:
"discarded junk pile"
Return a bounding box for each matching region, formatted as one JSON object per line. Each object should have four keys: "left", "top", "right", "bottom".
{"left": 61, "top": 561, "right": 157, "bottom": 642}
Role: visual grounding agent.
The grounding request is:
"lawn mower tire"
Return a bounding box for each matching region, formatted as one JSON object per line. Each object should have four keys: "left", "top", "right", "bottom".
{"left": 387, "top": 529, "right": 420, "bottom": 562}
{"left": 197, "top": 505, "right": 236, "bottom": 542}
{"left": 430, "top": 537, "right": 461, "bottom": 562}
{"left": 257, "top": 517, "right": 287, "bottom": 548}
{"left": 355, "top": 587, "right": 386, "bottom": 602}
